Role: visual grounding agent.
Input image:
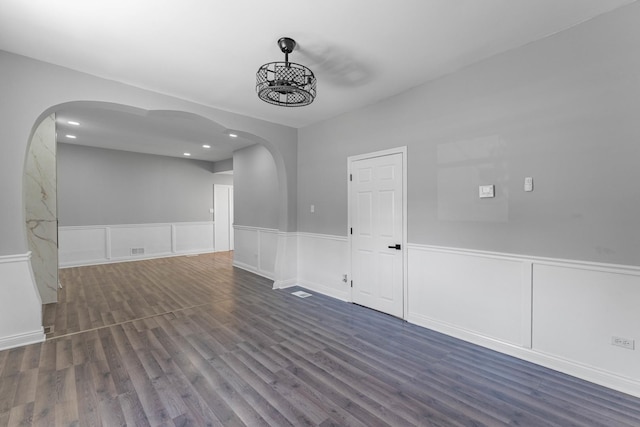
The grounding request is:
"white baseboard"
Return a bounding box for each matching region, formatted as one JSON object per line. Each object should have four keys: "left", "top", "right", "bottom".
{"left": 60, "top": 250, "right": 216, "bottom": 268}
{"left": 273, "top": 279, "right": 298, "bottom": 289}
{"left": 0, "top": 328, "right": 45, "bottom": 351}
{"left": 297, "top": 279, "right": 350, "bottom": 302}
{"left": 232, "top": 260, "right": 274, "bottom": 280}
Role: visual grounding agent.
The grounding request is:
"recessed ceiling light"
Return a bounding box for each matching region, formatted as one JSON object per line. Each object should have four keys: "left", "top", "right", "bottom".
{"left": 202, "top": 144, "right": 211, "bottom": 148}
{"left": 183, "top": 152, "right": 191, "bottom": 156}
{"left": 229, "top": 133, "right": 238, "bottom": 138}
{"left": 67, "top": 121, "right": 80, "bottom": 126}
{"left": 65, "top": 134, "right": 77, "bottom": 139}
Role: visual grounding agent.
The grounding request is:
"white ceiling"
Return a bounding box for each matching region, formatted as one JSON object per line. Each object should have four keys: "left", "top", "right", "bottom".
{"left": 1, "top": 0, "right": 635, "bottom": 160}
{"left": 54, "top": 104, "right": 254, "bottom": 162}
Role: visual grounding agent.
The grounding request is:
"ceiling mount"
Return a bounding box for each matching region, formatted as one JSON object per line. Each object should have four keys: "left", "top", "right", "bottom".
{"left": 278, "top": 37, "right": 296, "bottom": 57}
{"left": 256, "top": 37, "right": 317, "bottom": 107}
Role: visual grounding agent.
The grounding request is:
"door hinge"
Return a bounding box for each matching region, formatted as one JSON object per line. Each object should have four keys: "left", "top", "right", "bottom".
{"left": 350, "top": 227, "right": 353, "bottom": 235}
{"left": 350, "top": 280, "right": 353, "bottom": 288}
{"left": 349, "top": 174, "right": 352, "bottom": 181}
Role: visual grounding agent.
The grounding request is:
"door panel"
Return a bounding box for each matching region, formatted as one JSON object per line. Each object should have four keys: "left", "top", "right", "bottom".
{"left": 214, "top": 185, "right": 233, "bottom": 252}
{"left": 351, "top": 152, "right": 404, "bottom": 318}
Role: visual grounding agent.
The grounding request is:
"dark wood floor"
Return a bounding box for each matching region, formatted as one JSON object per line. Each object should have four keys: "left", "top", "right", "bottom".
{"left": 1, "top": 253, "right": 639, "bottom": 426}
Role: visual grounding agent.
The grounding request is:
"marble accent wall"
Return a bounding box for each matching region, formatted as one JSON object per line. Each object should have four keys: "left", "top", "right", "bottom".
{"left": 24, "top": 114, "right": 58, "bottom": 303}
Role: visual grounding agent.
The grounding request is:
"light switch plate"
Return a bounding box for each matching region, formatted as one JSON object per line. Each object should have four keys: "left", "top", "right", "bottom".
{"left": 479, "top": 185, "right": 495, "bottom": 198}
{"left": 524, "top": 177, "right": 533, "bottom": 192}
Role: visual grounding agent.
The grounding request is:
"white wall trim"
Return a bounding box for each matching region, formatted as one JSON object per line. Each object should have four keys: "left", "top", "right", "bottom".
{"left": 298, "top": 279, "right": 350, "bottom": 302}
{"left": 0, "top": 251, "right": 45, "bottom": 350}
{"left": 232, "top": 225, "right": 280, "bottom": 281}
{"left": 59, "top": 221, "right": 215, "bottom": 268}
{"left": 0, "top": 252, "right": 32, "bottom": 264}
{"left": 233, "top": 225, "right": 279, "bottom": 233}
{"left": 405, "top": 242, "right": 640, "bottom": 398}
{"left": 407, "top": 243, "right": 640, "bottom": 276}
{"left": 296, "top": 232, "right": 347, "bottom": 242}
{"left": 0, "top": 329, "right": 46, "bottom": 351}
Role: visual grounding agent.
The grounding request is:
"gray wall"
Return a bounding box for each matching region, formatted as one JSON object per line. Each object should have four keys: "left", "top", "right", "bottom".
{"left": 233, "top": 144, "right": 279, "bottom": 229}
{"left": 298, "top": 2, "right": 640, "bottom": 266}
{"left": 58, "top": 143, "right": 232, "bottom": 226}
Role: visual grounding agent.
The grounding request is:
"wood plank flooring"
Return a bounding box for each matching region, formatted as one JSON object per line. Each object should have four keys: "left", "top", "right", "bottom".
{"left": 1, "top": 252, "right": 639, "bottom": 426}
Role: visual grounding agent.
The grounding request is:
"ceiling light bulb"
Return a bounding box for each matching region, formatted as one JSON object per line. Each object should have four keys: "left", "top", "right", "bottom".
{"left": 229, "top": 133, "right": 237, "bottom": 138}
{"left": 66, "top": 134, "right": 77, "bottom": 139}
{"left": 202, "top": 144, "right": 211, "bottom": 148}
{"left": 183, "top": 152, "right": 191, "bottom": 156}
{"left": 67, "top": 121, "right": 80, "bottom": 126}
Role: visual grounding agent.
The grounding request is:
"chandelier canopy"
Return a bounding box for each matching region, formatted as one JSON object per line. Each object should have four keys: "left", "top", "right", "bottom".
{"left": 256, "top": 37, "right": 317, "bottom": 107}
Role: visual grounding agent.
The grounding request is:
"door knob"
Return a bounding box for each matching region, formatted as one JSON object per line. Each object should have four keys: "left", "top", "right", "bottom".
{"left": 388, "top": 244, "right": 401, "bottom": 250}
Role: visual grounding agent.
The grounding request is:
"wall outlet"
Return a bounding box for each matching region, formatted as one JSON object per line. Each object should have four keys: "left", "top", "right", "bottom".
{"left": 612, "top": 336, "right": 635, "bottom": 350}
{"left": 130, "top": 247, "right": 145, "bottom": 255}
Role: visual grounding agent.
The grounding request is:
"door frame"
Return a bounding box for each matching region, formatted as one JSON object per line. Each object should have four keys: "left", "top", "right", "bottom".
{"left": 214, "top": 184, "right": 234, "bottom": 252}
{"left": 347, "top": 146, "right": 408, "bottom": 319}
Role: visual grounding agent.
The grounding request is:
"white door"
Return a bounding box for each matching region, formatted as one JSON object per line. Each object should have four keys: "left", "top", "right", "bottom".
{"left": 229, "top": 187, "right": 234, "bottom": 251}
{"left": 350, "top": 151, "right": 405, "bottom": 318}
{"left": 214, "top": 185, "right": 233, "bottom": 252}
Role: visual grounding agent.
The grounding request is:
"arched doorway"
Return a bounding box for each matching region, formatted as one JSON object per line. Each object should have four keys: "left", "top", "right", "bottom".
{"left": 24, "top": 101, "right": 293, "bottom": 308}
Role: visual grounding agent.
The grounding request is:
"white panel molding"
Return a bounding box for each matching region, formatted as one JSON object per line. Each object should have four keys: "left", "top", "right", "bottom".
{"left": 297, "top": 232, "right": 348, "bottom": 242}
{"left": 273, "top": 231, "right": 298, "bottom": 289}
{"left": 232, "top": 225, "right": 280, "bottom": 281}
{"left": 407, "top": 243, "right": 640, "bottom": 276}
{"left": 171, "top": 224, "right": 177, "bottom": 253}
{"left": 0, "top": 252, "right": 45, "bottom": 351}
{"left": 105, "top": 227, "right": 112, "bottom": 261}
{"left": 0, "top": 252, "right": 32, "bottom": 264}
{"left": 297, "top": 232, "right": 350, "bottom": 300}
{"left": 521, "top": 261, "right": 533, "bottom": 349}
{"left": 59, "top": 222, "right": 214, "bottom": 267}
{"left": 406, "top": 243, "right": 640, "bottom": 398}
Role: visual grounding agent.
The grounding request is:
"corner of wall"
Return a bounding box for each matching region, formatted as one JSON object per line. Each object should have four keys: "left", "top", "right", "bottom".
{"left": 0, "top": 253, "right": 46, "bottom": 351}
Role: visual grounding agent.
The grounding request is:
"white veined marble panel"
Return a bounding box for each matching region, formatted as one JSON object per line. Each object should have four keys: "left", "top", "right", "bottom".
{"left": 24, "top": 114, "right": 58, "bottom": 303}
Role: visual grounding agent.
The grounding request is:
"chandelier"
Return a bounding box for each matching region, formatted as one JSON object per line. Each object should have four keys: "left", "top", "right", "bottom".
{"left": 256, "top": 37, "right": 317, "bottom": 107}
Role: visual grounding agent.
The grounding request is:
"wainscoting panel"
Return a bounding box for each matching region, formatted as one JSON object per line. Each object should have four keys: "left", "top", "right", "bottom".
{"left": 273, "top": 231, "right": 298, "bottom": 289}
{"left": 174, "top": 222, "right": 214, "bottom": 253}
{"left": 232, "top": 225, "right": 279, "bottom": 279}
{"left": 0, "top": 253, "right": 45, "bottom": 350}
{"left": 533, "top": 263, "right": 640, "bottom": 381}
{"left": 405, "top": 244, "right": 640, "bottom": 398}
{"left": 59, "top": 226, "right": 108, "bottom": 265}
{"left": 109, "top": 224, "right": 173, "bottom": 259}
{"left": 258, "top": 230, "right": 278, "bottom": 276}
{"left": 407, "top": 245, "right": 527, "bottom": 346}
{"left": 297, "top": 233, "right": 350, "bottom": 301}
{"left": 59, "top": 222, "right": 215, "bottom": 267}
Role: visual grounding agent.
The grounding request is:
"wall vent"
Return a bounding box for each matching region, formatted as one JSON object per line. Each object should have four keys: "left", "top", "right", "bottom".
{"left": 130, "top": 247, "right": 145, "bottom": 255}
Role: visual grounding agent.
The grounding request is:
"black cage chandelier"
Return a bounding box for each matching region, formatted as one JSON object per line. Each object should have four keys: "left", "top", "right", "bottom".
{"left": 256, "top": 37, "right": 317, "bottom": 107}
